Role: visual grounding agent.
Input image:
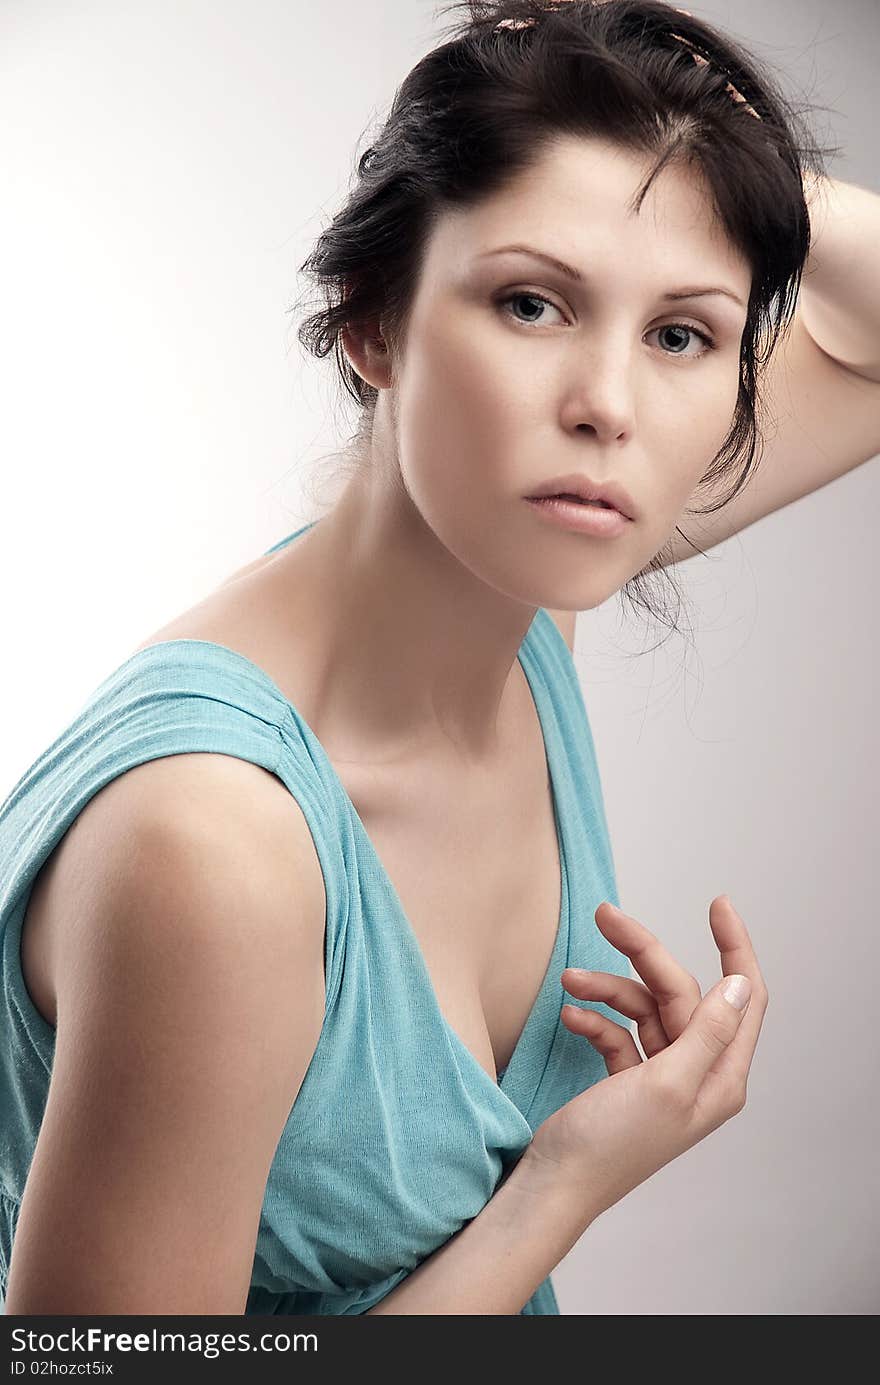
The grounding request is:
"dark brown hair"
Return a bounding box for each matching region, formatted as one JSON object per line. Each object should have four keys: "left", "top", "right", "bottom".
{"left": 290, "top": 0, "right": 837, "bottom": 644}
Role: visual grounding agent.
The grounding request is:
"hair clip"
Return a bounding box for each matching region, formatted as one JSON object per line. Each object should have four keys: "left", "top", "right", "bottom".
{"left": 492, "top": 7, "right": 762, "bottom": 121}
{"left": 669, "top": 30, "right": 762, "bottom": 120}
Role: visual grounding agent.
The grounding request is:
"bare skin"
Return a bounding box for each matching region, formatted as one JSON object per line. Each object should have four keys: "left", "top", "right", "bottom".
{"left": 14, "top": 135, "right": 773, "bottom": 1320}
{"left": 22, "top": 133, "right": 753, "bottom": 1087}
{"left": 21, "top": 533, "right": 563, "bottom": 1085}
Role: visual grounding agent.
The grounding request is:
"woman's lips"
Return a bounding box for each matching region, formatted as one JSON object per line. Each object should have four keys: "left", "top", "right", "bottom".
{"left": 524, "top": 495, "right": 631, "bottom": 536}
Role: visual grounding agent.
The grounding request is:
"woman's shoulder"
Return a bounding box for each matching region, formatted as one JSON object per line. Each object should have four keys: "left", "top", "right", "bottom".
{"left": 129, "top": 547, "right": 283, "bottom": 657}
{"left": 126, "top": 544, "right": 313, "bottom": 717}
{"left": 20, "top": 746, "right": 327, "bottom": 1033}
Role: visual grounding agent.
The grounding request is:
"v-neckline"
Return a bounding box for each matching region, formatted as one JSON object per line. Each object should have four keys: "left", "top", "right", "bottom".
{"left": 297, "top": 633, "right": 570, "bottom": 1113}
{"left": 126, "top": 521, "right": 570, "bottom": 1117}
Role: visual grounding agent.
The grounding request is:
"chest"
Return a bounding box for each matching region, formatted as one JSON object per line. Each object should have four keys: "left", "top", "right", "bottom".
{"left": 335, "top": 680, "right": 562, "bottom": 1085}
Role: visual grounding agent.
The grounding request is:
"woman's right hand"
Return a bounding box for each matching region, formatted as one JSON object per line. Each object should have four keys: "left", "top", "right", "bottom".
{"left": 525, "top": 895, "right": 769, "bottom": 1222}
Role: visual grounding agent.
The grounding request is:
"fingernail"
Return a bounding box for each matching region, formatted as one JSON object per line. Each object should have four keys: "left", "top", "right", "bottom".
{"left": 721, "top": 974, "right": 751, "bottom": 1010}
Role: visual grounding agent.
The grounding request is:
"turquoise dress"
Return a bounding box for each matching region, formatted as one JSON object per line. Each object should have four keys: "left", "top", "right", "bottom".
{"left": 0, "top": 520, "right": 631, "bottom": 1315}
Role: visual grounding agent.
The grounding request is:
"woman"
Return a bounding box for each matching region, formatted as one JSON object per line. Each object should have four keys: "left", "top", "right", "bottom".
{"left": 1, "top": 1, "right": 877, "bottom": 1316}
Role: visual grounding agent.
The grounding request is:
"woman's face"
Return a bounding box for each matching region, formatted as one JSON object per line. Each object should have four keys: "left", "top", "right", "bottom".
{"left": 381, "top": 133, "right": 752, "bottom": 613}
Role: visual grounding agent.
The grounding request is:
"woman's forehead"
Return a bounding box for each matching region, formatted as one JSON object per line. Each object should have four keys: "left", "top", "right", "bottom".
{"left": 425, "top": 139, "right": 750, "bottom": 293}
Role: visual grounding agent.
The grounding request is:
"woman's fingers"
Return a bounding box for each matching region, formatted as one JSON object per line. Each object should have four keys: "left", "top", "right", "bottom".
{"left": 593, "top": 901, "right": 702, "bottom": 1040}
{"left": 568, "top": 897, "right": 770, "bottom": 1105}
{"left": 654, "top": 973, "right": 754, "bottom": 1112}
{"left": 559, "top": 1004, "right": 643, "bottom": 1077}
{"left": 701, "top": 896, "right": 770, "bottom": 1086}
{"left": 560, "top": 968, "right": 670, "bottom": 1057}
{"left": 708, "top": 896, "right": 767, "bottom": 1000}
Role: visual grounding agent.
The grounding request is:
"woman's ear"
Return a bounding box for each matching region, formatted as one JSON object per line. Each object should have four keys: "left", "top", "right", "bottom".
{"left": 340, "top": 274, "right": 393, "bottom": 388}
{"left": 340, "top": 317, "right": 391, "bottom": 390}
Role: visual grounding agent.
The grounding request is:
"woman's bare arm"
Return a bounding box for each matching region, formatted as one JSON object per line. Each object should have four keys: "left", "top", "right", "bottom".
{"left": 4, "top": 754, "right": 327, "bottom": 1315}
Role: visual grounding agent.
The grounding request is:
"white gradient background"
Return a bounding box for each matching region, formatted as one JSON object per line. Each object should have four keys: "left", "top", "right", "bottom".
{"left": 1, "top": 1, "right": 878, "bottom": 1315}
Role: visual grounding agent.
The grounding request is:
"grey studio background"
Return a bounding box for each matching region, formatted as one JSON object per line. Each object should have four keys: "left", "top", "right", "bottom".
{"left": 1, "top": 0, "right": 878, "bottom": 1316}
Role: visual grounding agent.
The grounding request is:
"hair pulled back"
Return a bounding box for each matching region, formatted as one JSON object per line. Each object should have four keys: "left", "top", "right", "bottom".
{"left": 291, "top": 0, "right": 836, "bottom": 643}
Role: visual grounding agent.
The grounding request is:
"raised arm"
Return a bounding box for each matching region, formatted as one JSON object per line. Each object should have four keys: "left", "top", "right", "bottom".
{"left": 662, "top": 176, "right": 880, "bottom": 568}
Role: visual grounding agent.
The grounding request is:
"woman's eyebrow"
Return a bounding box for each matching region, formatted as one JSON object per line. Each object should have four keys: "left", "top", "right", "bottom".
{"left": 474, "top": 243, "right": 747, "bottom": 309}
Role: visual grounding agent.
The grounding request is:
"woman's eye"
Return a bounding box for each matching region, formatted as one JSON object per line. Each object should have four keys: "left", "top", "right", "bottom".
{"left": 498, "top": 291, "right": 566, "bottom": 327}
{"left": 497, "top": 291, "right": 716, "bottom": 358}
{"left": 646, "top": 323, "right": 716, "bottom": 358}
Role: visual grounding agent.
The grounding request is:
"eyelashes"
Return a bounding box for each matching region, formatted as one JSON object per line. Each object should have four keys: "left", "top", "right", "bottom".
{"left": 495, "top": 290, "right": 717, "bottom": 359}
